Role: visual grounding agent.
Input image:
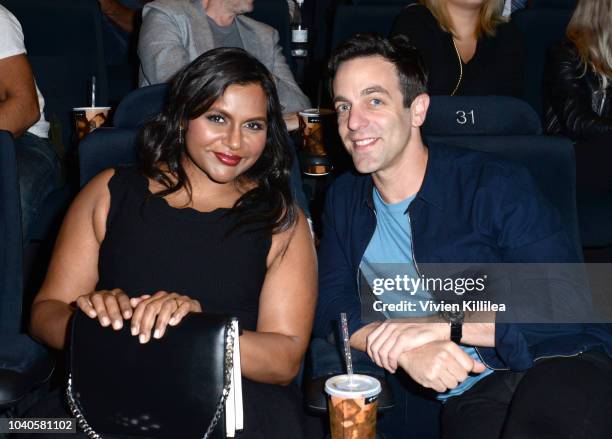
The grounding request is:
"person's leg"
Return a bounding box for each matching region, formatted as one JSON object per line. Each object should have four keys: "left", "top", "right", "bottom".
{"left": 501, "top": 351, "right": 612, "bottom": 439}
{"left": 14, "top": 133, "right": 61, "bottom": 242}
{"left": 574, "top": 134, "right": 612, "bottom": 193}
{"left": 441, "top": 370, "right": 525, "bottom": 439}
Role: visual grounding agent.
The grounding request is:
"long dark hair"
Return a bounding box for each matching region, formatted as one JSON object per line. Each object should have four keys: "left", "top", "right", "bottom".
{"left": 139, "top": 47, "right": 296, "bottom": 233}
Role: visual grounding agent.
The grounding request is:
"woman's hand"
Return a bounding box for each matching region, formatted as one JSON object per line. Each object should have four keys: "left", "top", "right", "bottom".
{"left": 75, "top": 288, "right": 133, "bottom": 330}
{"left": 130, "top": 291, "right": 202, "bottom": 343}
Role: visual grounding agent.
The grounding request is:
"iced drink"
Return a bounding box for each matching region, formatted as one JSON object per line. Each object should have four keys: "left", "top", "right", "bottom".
{"left": 298, "top": 108, "right": 334, "bottom": 175}
{"left": 325, "top": 374, "right": 382, "bottom": 439}
{"left": 73, "top": 106, "right": 111, "bottom": 140}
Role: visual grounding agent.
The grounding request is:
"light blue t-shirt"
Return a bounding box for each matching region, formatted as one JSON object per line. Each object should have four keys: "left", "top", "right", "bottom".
{"left": 359, "top": 188, "right": 493, "bottom": 401}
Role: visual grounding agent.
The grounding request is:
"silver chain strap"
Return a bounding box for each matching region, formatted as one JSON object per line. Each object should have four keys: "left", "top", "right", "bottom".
{"left": 66, "top": 319, "right": 236, "bottom": 439}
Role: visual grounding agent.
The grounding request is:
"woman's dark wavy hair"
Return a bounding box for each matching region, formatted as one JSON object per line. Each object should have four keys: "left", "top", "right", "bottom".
{"left": 139, "top": 47, "right": 296, "bottom": 234}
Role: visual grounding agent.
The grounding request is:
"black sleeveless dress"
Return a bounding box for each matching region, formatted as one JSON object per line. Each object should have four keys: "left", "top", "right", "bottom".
{"left": 25, "top": 167, "right": 306, "bottom": 439}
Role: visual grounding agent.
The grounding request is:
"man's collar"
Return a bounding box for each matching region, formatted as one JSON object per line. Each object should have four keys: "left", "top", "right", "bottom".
{"left": 363, "top": 143, "right": 445, "bottom": 211}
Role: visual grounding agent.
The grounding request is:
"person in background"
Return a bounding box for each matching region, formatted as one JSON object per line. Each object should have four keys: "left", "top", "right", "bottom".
{"left": 390, "top": 0, "right": 524, "bottom": 97}
{"left": 98, "top": 0, "right": 152, "bottom": 65}
{"left": 138, "top": 0, "right": 310, "bottom": 131}
{"left": 28, "top": 48, "right": 316, "bottom": 439}
{"left": 0, "top": 4, "right": 61, "bottom": 242}
{"left": 544, "top": 0, "right": 612, "bottom": 193}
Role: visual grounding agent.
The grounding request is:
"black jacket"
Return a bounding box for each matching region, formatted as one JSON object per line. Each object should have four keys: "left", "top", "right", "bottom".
{"left": 544, "top": 41, "right": 612, "bottom": 141}
{"left": 390, "top": 4, "right": 524, "bottom": 97}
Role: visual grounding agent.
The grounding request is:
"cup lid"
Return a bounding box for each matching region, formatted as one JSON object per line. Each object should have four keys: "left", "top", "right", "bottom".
{"left": 324, "top": 374, "right": 382, "bottom": 399}
{"left": 299, "top": 108, "right": 335, "bottom": 117}
{"left": 72, "top": 107, "right": 111, "bottom": 111}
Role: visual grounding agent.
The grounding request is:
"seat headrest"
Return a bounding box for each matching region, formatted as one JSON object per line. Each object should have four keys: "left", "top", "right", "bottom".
{"left": 113, "top": 84, "right": 169, "bottom": 129}
{"left": 422, "top": 96, "right": 542, "bottom": 136}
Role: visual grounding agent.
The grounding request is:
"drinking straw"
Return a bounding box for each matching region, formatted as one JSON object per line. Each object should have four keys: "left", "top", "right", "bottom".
{"left": 91, "top": 76, "right": 96, "bottom": 108}
{"left": 340, "top": 313, "right": 354, "bottom": 385}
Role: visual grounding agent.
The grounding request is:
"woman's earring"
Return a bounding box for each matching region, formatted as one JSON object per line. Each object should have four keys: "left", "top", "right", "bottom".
{"left": 178, "top": 125, "right": 184, "bottom": 145}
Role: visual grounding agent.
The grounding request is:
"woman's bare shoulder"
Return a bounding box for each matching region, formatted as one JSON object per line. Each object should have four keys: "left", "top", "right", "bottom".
{"left": 267, "top": 209, "right": 313, "bottom": 267}
{"left": 67, "top": 168, "right": 116, "bottom": 243}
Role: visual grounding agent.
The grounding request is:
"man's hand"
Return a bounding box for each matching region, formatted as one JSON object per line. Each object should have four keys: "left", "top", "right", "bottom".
{"left": 397, "top": 341, "right": 486, "bottom": 393}
{"left": 130, "top": 291, "right": 202, "bottom": 344}
{"left": 283, "top": 112, "right": 300, "bottom": 132}
{"left": 366, "top": 321, "right": 449, "bottom": 373}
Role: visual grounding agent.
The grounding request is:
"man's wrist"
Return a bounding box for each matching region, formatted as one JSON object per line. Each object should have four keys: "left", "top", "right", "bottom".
{"left": 440, "top": 310, "right": 465, "bottom": 343}
{"left": 437, "top": 320, "right": 452, "bottom": 341}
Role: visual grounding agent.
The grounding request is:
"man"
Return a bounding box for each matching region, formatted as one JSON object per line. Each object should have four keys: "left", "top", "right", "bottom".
{"left": 138, "top": 0, "right": 310, "bottom": 129}
{"left": 0, "top": 4, "right": 61, "bottom": 242}
{"left": 314, "top": 34, "right": 612, "bottom": 438}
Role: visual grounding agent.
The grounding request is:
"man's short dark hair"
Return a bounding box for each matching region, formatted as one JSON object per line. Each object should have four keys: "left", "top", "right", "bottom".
{"left": 328, "top": 33, "right": 429, "bottom": 108}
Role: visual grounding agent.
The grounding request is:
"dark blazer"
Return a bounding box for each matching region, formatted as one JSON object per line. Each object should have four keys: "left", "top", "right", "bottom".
{"left": 390, "top": 4, "right": 524, "bottom": 97}
{"left": 543, "top": 40, "right": 612, "bottom": 141}
{"left": 313, "top": 142, "right": 612, "bottom": 371}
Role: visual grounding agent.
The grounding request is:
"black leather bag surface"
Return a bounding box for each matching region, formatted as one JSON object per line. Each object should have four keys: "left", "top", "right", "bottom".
{"left": 67, "top": 310, "right": 237, "bottom": 439}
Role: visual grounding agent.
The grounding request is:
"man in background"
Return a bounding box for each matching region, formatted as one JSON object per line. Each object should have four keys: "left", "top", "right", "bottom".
{"left": 138, "top": 0, "right": 310, "bottom": 130}
{"left": 0, "top": 4, "right": 61, "bottom": 242}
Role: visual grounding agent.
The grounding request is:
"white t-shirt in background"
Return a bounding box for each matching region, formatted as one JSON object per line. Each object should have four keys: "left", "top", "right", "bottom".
{"left": 0, "top": 4, "right": 50, "bottom": 139}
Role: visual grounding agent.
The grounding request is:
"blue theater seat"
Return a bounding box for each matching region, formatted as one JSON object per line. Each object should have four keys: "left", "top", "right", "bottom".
{"left": 0, "top": 131, "right": 54, "bottom": 416}
{"left": 330, "top": 5, "right": 405, "bottom": 50}
{"left": 422, "top": 96, "right": 581, "bottom": 258}
{"left": 247, "top": 0, "right": 292, "bottom": 66}
{"left": 113, "top": 84, "right": 169, "bottom": 129}
{"left": 423, "top": 95, "right": 542, "bottom": 136}
{"left": 79, "top": 128, "right": 140, "bottom": 187}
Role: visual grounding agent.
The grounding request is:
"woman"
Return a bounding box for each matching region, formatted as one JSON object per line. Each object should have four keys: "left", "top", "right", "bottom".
{"left": 544, "top": 0, "right": 612, "bottom": 193}
{"left": 29, "top": 47, "right": 317, "bottom": 438}
{"left": 544, "top": 0, "right": 612, "bottom": 141}
{"left": 390, "top": 0, "right": 523, "bottom": 97}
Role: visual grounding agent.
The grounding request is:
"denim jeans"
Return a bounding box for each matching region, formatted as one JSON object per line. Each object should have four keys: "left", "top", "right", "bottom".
{"left": 15, "top": 132, "right": 61, "bottom": 242}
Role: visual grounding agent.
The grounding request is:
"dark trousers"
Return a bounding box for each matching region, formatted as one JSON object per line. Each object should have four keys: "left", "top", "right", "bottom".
{"left": 441, "top": 351, "right": 612, "bottom": 439}
{"left": 15, "top": 132, "right": 61, "bottom": 242}
{"left": 574, "top": 134, "right": 612, "bottom": 193}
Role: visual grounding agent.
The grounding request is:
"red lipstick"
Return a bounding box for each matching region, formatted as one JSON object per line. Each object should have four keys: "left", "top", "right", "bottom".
{"left": 214, "top": 152, "right": 241, "bottom": 166}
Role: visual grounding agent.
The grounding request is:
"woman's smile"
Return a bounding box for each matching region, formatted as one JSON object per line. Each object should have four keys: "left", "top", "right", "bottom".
{"left": 213, "top": 151, "right": 242, "bottom": 166}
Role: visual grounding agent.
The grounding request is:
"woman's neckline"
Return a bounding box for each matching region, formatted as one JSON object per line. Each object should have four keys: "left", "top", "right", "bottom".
{"left": 141, "top": 173, "right": 234, "bottom": 219}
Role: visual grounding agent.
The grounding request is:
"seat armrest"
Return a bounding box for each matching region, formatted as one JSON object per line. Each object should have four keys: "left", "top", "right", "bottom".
{"left": 305, "top": 337, "right": 395, "bottom": 413}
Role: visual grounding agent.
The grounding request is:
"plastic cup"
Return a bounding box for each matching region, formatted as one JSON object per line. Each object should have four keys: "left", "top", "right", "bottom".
{"left": 73, "top": 106, "right": 111, "bottom": 140}
{"left": 298, "top": 108, "right": 335, "bottom": 175}
{"left": 325, "top": 374, "right": 382, "bottom": 439}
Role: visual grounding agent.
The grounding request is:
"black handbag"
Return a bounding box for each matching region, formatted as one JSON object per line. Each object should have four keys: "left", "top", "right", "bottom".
{"left": 66, "top": 309, "right": 239, "bottom": 439}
